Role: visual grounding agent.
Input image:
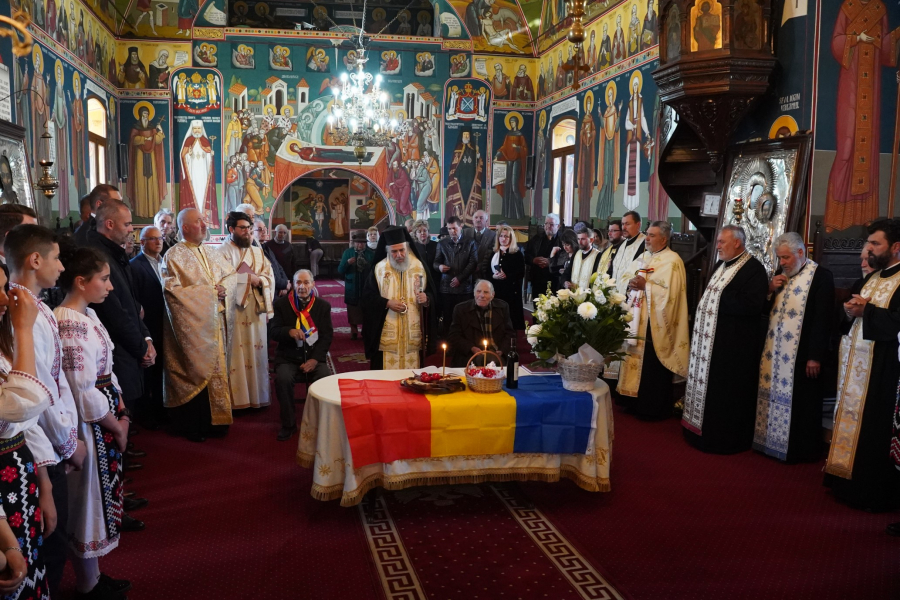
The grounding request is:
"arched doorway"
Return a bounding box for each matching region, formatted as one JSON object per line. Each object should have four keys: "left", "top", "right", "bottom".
{"left": 268, "top": 168, "right": 395, "bottom": 241}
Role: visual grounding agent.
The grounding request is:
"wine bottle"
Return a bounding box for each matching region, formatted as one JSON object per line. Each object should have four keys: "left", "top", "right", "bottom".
{"left": 506, "top": 337, "right": 519, "bottom": 389}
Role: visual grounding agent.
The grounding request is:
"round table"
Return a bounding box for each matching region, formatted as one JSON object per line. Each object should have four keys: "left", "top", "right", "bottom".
{"left": 297, "top": 368, "right": 614, "bottom": 506}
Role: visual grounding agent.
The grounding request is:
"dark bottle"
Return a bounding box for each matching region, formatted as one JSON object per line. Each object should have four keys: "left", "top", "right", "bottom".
{"left": 506, "top": 337, "right": 519, "bottom": 389}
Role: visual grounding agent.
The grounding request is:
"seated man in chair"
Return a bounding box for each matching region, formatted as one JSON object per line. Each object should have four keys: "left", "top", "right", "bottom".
{"left": 269, "top": 269, "right": 333, "bottom": 441}
{"left": 447, "top": 279, "right": 515, "bottom": 368}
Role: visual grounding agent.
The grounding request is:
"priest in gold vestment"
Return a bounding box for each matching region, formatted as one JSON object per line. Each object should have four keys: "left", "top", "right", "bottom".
{"left": 362, "top": 226, "right": 437, "bottom": 370}
{"left": 618, "top": 221, "right": 689, "bottom": 420}
{"left": 162, "top": 208, "right": 237, "bottom": 441}
{"left": 214, "top": 211, "right": 275, "bottom": 410}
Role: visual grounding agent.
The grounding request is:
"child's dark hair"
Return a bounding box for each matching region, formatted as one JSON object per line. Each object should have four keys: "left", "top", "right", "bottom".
{"left": 57, "top": 237, "right": 108, "bottom": 293}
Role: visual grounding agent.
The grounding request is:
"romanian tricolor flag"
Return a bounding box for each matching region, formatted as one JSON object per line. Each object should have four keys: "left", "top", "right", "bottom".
{"left": 339, "top": 375, "right": 596, "bottom": 468}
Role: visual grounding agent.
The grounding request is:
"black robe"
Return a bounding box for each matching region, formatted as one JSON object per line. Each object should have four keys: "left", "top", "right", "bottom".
{"left": 684, "top": 254, "right": 769, "bottom": 454}
{"left": 524, "top": 231, "right": 562, "bottom": 299}
{"left": 490, "top": 248, "right": 526, "bottom": 330}
{"left": 757, "top": 264, "right": 835, "bottom": 463}
{"left": 628, "top": 326, "right": 674, "bottom": 420}
{"left": 361, "top": 242, "right": 438, "bottom": 370}
{"left": 827, "top": 262, "right": 900, "bottom": 511}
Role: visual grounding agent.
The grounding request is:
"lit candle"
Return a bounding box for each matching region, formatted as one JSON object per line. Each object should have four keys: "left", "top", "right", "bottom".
{"left": 483, "top": 339, "right": 488, "bottom": 353}
{"left": 441, "top": 343, "right": 447, "bottom": 377}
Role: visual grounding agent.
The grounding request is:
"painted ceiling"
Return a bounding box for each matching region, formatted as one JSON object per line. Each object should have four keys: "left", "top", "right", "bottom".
{"left": 78, "top": 0, "right": 638, "bottom": 59}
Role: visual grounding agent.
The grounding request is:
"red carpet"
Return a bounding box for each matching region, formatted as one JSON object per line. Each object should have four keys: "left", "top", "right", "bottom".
{"left": 59, "top": 279, "right": 898, "bottom": 599}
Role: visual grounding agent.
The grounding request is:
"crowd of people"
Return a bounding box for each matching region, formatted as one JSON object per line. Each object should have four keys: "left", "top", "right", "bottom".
{"left": 0, "top": 184, "right": 898, "bottom": 600}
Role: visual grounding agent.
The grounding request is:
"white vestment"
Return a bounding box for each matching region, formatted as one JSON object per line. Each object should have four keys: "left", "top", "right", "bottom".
{"left": 185, "top": 138, "right": 213, "bottom": 214}
{"left": 214, "top": 240, "right": 275, "bottom": 409}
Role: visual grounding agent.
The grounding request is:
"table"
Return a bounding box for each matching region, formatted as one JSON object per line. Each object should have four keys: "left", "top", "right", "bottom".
{"left": 297, "top": 369, "right": 614, "bottom": 506}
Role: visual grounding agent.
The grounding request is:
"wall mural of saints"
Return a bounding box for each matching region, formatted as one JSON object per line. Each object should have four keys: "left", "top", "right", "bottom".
{"left": 195, "top": 43, "right": 219, "bottom": 67}
{"left": 270, "top": 45, "right": 292, "bottom": 71}
{"left": 596, "top": 80, "right": 621, "bottom": 221}
{"left": 415, "top": 52, "right": 435, "bottom": 77}
{"left": 307, "top": 47, "right": 330, "bottom": 73}
{"left": 179, "top": 120, "right": 220, "bottom": 228}
{"left": 623, "top": 69, "right": 651, "bottom": 211}
{"left": 576, "top": 92, "right": 596, "bottom": 222}
{"left": 533, "top": 109, "right": 549, "bottom": 219}
{"left": 233, "top": 44, "right": 256, "bottom": 69}
{"left": 454, "top": 0, "right": 530, "bottom": 54}
{"left": 380, "top": 50, "right": 401, "bottom": 75}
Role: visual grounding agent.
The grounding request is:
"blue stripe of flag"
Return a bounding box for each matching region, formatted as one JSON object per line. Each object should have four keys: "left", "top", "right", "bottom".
{"left": 505, "top": 375, "right": 593, "bottom": 454}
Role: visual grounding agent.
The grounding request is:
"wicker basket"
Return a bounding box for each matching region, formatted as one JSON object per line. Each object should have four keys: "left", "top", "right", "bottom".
{"left": 556, "top": 355, "right": 603, "bottom": 392}
{"left": 465, "top": 350, "right": 505, "bottom": 394}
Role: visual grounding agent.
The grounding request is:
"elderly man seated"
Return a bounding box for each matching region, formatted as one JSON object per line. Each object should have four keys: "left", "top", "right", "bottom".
{"left": 269, "top": 269, "right": 333, "bottom": 441}
{"left": 447, "top": 279, "right": 515, "bottom": 367}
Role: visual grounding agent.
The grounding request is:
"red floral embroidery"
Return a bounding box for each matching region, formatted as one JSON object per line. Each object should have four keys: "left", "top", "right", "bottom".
{"left": 109, "top": 460, "right": 118, "bottom": 472}
{"left": 28, "top": 526, "right": 35, "bottom": 538}
{"left": 8, "top": 512, "right": 23, "bottom": 528}
{"left": 0, "top": 466, "right": 17, "bottom": 483}
{"left": 34, "top": 508, "right": 41, "bottom": 523}
{"left": 103, "top": 432, "right": 114, "bottom": 444}
{"left": 28, "top": 483, "right": 36, "bottom": 495}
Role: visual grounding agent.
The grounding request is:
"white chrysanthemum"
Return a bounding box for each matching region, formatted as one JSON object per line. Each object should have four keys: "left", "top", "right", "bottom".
{"left": 527, "top": 336, "right": 538, "bottom": 346}
{"left": 594, "top": 289, "right": 607, "bottom": 305}
{"left": 556, "top": 288, "right": 572, "bottom": 301}
{"left": 577, "top": 302, "right": 598, "bottom": 320}
{"left": 610, "top": 292, "right": 626, "bottom": 305}
{"left": 535, "top": 309, "right": 548, "bottom": 322}
{"left": 527, "top": 324, "right": 542, "bottom": 336}
{"left": 624, "top": 312, "right": 634, "bottom": 322}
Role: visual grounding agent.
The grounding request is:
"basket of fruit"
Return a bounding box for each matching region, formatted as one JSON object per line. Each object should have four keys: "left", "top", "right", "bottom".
{"left": 465, "top": 351, "right": 505, "bottom": 394}
{"left": 400, "top": 372, "right": 466, "bottom": 394}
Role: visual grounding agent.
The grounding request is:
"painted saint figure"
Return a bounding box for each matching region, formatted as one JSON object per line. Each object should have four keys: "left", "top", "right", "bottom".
{"left": 129, "top": 105, "right": 167, "bottom": 218}
{"left": 494, "top": 114, "right": 528, "bottom": 221}
{"left": 446, "top": 126, "right": 483, "bottom": 226}
{"left": 577, "top": 94, "right": 597, "bottom": 222}
{"left": 693, "top": 1, "right": 720, "bottom": 51}
{"left": 179, "top": 120, "right": 219, "bottom": 228}
{"left": 597, "top": 83, "right": 621, "bottom": 221}
{"left": 623, "top": 73, "right": 650, "bottom": 211}
{"left": 823, "top": 0, "right": 900, "bottom": 231}
{"left": 52, "top": 61, "right": 71, "bottom": 217}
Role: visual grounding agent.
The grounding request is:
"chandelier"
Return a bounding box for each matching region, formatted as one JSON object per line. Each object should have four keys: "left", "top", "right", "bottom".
{"left": 326, "top": 0, "right": 399, "bottom": 163}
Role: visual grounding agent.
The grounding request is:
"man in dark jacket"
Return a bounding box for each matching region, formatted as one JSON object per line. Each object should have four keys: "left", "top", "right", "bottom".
{"left": 74, "top": 184, "right": 122, "bottom": 245}
{"left": 254, "top": 218, "right": 289, "bottom": 296}
{"left": 464, "top": 210, "right": 497, "bottom": 277}
{"left": 447, "top": 280, "right": 514, "bottom": 367}
{"left": 269, "top": 269, "right": 333, "bottom": 441}
{"left": 131, "top": 225, "right": 167, "bottom": 429}
{"left": 338, "top": 231, "right": 375, "bottom": 340}
{"left": 524, "top": 213, "right": 562, "bottom": 299}
{"left": 86, "top": 199, "right": 154, "bottom": 411}
{"left": 434, "top": 216, "right": 478, "bottom": 335}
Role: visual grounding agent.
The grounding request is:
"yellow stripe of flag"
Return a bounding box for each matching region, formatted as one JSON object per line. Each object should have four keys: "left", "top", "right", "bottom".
{"left": 425, "top": 389, "right": 517, "bottom": 457}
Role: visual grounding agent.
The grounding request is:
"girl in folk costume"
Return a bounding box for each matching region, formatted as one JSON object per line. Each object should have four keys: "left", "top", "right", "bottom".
{"left": 0, "top": 272, "right": 54, "bottom": 600}
{"left": 53, "top": 245, "right": 131, "bottom": 599}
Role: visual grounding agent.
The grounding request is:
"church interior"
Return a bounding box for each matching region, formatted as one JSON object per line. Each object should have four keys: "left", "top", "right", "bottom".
{"left": 0, "top": 0, "right": 898, "bottom": 597}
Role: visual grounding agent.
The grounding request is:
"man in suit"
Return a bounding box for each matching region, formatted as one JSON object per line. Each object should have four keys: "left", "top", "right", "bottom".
{"left": 74, "top": 184, "right": 122, "bottom": 245}
{"left": 86, "top": 199, "right": 155, "bottom": 414}
{"left": 464, "top": 209, "right": 497, "bottom": 278}
{"left": 269, "top": 269, "right": 333, "bottom": 441}
{"left": 525, "top": 213, "right": 562, "bottom": 299}
{"left": 447, "top": 279, "right": 514, "bottom": 367}
{"left": 131, "top": 225, "right": 166, "bottom": 429}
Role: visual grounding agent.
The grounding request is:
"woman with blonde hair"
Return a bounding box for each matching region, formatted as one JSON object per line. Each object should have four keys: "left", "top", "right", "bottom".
{"left": 489, "top": 225, "right": 526, "bottom": 329}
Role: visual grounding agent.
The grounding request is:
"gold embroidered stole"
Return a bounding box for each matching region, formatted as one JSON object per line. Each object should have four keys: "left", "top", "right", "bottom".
{"left": 375, "top": 255, "right": 426, "bottom": 369}
{"left": 682, "top": 252, "right": 752, "bottom": 434}
{"left": 618, "top": 248, "right": 690, "bottom": 397}
{"left": 754, "top": 261, "right": 818, "bottom": 459}
{"left": 826, "top": 267, "right": 900, "bottom": 478}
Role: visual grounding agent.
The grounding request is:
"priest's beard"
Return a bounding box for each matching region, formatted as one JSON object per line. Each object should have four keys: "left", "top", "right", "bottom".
{"left": 868, "top": 249, "right": 893, "bottom": 271}
{"left": 388, "top": 255, "right": 410, "bottom": 272}
{"left": 783, "top": 258, "right": 805, "bottom": 278}
{"left": 232, "top": 235, "right": 251, "bottom": 248}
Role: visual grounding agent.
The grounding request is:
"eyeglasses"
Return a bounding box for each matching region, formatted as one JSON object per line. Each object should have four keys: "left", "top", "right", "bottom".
{"left": 233, "top": 225, "right": 251, "bottom": 231}
{"left": 143, "top": 237, "right": 163, "bottom": 242}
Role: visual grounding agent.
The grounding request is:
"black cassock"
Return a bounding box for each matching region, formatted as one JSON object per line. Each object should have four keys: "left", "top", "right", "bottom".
{"left": 684, "top": 254, "right": 769, "bottom": 454}
{"left": 757, "top": 265, "right": 835, "bottom": 463}
{"left": 826, "top": 262, "right": 900, "bottom": 512}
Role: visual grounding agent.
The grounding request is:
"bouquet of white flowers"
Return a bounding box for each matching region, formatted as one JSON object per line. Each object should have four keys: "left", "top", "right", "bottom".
{"left": 527, "top": 273, "right": 633, "bottom": 368}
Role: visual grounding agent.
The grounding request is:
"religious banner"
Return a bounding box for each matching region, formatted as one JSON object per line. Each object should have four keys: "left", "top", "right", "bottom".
{"left": 172, "top": 67, "right": 223, "bottom": 231}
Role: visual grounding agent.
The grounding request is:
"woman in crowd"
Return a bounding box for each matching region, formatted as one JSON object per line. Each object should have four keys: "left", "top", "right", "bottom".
{"left": 592, "top": 228, "right": 608, "bottom": 252}
{"left": 0, "top": 269, "right": 54, "bottom": 600}
{"left": 550, "top": 229, "right": 578, "bottom": 292}
{"left": 490, "top": 225, "right": 526, "bottom": 330}
{"left": 411, "top": 220, "right": 439, "bottom": 291}
{"left": 54, "top": 244, "right": 131, "bottom": 600}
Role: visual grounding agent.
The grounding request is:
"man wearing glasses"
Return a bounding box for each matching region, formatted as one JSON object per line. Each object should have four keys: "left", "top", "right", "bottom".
{"left": 132, "top": 226, "right": 167, "bottom": 430}
{"left": 598, "top": 219, "right": 624, "bottom": 276}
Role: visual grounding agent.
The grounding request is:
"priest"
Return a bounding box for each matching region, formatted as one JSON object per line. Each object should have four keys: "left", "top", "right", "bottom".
{"left": 828, "top": 218, "right": 900, "bottom": 512}
{"left": 682, "top": 225, "right": 768, "bottom": 454}
{"left": 619, "top": 221, "right": 689, "bottom": 420}
{"left": 562, "top": 228, "right": 601, "bottom": 290}
{"left": 362, "top": 226, "right": 437, "bottom": 370}
{"left": 214, "top": 211, "right": 275, "bottom": 410}
{"left": 755, "top": 232, "right": 835, "bottom": 463}
{"left": 606, "top": 210, "right": 646, "bottom": 384}
{"left": 162, "top": 208, "right": 237, "bottom": 442}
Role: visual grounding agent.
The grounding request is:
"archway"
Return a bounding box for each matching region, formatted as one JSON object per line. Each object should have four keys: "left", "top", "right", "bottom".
{"left": 267, "top": 167, "right": 395, "bottom": 242}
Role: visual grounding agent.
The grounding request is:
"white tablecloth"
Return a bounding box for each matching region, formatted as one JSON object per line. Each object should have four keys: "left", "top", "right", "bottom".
{"left": 296, "top": 368, "right": 614, "bottom": 506}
